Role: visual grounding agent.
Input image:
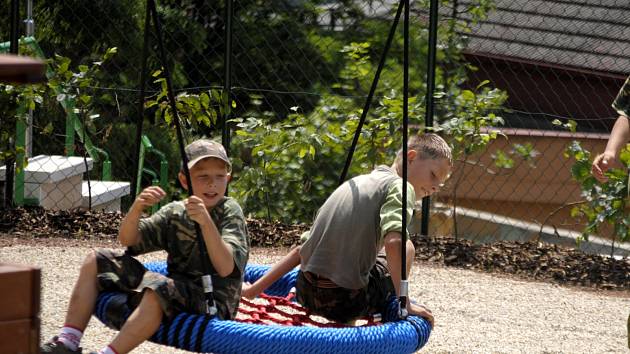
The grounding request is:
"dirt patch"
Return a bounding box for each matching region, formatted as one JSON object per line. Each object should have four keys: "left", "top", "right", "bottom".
{"left": 1, "top": 206, "right": 628, "bottom": 291}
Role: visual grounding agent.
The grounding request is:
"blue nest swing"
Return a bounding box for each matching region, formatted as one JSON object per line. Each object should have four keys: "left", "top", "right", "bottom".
{"left": 93, "top": 261, "right": 432, "bottom": 354}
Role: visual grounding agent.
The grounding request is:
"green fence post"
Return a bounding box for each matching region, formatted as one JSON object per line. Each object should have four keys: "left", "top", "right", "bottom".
{"left": 151, "top": 178, "right": 160, "bottom": 214}
{"left": 136, "top": 135, "right": 151, "bottom": 196}
{"left": 64, "top": 99, "right": 75, "bottom": 156}
{"left": 102, "top": 160, "right": 112, "bottom": 181}
{"left": 159, "top": 160, "right": 168, "bottom": 192}
{"left": 142, "top": 167, "right": 159, "bottom": 214}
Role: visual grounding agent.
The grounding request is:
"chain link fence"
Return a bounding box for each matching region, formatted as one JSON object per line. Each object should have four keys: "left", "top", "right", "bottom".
{"left": 0, "top": 0, "right": 628, "bottom": 257}
{"left": 437, "top": 0, "right": 629, "bottom": 256}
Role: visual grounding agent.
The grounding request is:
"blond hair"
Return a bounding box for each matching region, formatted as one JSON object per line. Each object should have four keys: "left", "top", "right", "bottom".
{"left": 394, "top": 133, "right": 452, "bottom": 168}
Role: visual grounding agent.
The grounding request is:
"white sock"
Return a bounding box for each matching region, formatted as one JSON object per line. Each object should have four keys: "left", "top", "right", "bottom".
{"left": 98, "top": 345, "right": 118, "bottom": 354}
{"left": 58, "top": 325, "right": 83, "bottom": 351}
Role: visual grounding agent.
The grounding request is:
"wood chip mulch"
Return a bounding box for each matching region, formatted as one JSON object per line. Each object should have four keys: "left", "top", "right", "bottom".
{"left": 413, "top": 237, "right": 629, "bottom": 291}
{"left": 1, "top": 206, "right": 628, "bottom": 291}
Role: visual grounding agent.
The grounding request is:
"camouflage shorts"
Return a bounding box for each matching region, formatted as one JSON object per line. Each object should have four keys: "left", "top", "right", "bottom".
{"left": 95, "top": 249, "right": 206, "bottom": 329}
{"left": 295, "top": 256, "right": 396, "bottom": 323}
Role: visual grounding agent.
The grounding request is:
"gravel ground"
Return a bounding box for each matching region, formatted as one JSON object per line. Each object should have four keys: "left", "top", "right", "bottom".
{"left": 1, "top": 243, "right": 628, "bottom": 354}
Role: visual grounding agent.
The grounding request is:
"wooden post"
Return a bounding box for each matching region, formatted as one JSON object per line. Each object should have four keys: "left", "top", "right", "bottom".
{"left": 0, "top": 264, "right": 41, "bottom": 354}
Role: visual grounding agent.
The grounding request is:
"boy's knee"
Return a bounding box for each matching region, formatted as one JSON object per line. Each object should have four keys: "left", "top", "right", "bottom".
{"left": 141, "top": 289, "right": 162, "bottom": 311}
{"left": 406, "top": 241, "right": 415, "bottom": 254}
{"left": 81, "top": 250, "right": 98, "bottom": 273}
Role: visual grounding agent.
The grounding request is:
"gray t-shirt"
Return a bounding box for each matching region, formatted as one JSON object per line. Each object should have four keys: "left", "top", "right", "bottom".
{"left": 299, "top": 166, "right": 414, "bottom": 289}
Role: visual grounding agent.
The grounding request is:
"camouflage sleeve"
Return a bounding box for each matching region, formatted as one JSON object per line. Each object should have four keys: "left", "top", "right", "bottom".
{"left": 126, "top": 202, "right": 175, "bottom": 255}
{"left": 217, "top": 198, "right": 250, "bottom": 276}
{"left": 612, "top": 76, "right": 630, "bottom": 119}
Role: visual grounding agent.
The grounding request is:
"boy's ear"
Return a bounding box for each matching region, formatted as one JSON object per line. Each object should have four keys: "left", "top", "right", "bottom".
{"left": 407, "top": 149, "right": 418, "bottom": 162}
{"left": 178, "top": 172, "right": 189, "bottom": 191}
{"left": 227, "top": 174, "right": 232, "bottom": 183}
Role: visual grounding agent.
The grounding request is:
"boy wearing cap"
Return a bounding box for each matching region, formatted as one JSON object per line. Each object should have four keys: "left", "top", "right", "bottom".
{"left": 42, "top": 139, "right": 249, "bottom": 354}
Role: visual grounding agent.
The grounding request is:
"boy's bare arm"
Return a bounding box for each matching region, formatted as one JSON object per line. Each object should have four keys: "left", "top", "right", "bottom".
{"left": 200, "top": 219, "right": 235, "bottom": 277}
{"left": 383, "top": 231, "right": 434, "bottom": 326}
{"left": 185, "top": 196, "right": 235, "bottom": 277}
{"left": 383, "top": 231, "right": 407, "bottom": 296}
{"left": 592, "top": 115, "right": 630, "bottom": 182}
{"left": 242, "top": 246, "right": 301, "bottom": 299}
{"left": 605, "top": 115, "right": 630, "bottom": 157}
{"left": 119, "top": 186, "right": 166, "bottom": 246}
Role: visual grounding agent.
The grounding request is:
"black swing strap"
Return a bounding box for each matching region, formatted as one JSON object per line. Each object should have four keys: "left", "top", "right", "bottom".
{"left": 147, "top": 0, "right": 218, "bottom": 315}
{"left": 337, "top": 0, "right": 404, "bottom": 186}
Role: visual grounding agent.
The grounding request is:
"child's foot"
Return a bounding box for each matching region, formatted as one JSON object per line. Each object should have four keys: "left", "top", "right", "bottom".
{"left": 41, "top": 336, "right": 82, "bottom": 354}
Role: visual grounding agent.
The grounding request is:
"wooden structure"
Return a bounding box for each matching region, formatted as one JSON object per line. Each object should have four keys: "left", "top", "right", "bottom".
{"left": 0, "top": 264, "right": 41, "bottom": 354}
{"left": 460, "top": 0, "right": 630, "bottom": 132}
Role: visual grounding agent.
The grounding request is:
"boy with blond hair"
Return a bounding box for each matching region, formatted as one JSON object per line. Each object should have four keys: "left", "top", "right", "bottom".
{"left": 243, "top": 133, "right": 451, "bottom": 326}
{"left": 42, "top": 139, "right": 249, "bottom": 354}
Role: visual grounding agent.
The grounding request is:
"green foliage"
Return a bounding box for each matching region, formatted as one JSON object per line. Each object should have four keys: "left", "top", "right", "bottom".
{"left": 231, "top": 113, "right": 327, "bottom": 222}
{"left": 145, "top": 70, "right": 225, "bottom": 133}
{"left": 0, "top": 46, "right": 117, "bottom": 177}
{"left": 552, "top": 118, "right": 577, "bottom": 133}
{"left": 227, "top": 20, "right": 514, "bottom": 223}
{"left": 1, "top": 0, "right": 534, "bottom": 225}
{"left": 48, "top": 47, "right": 118, "bottom": 133}
{"left": 0, "top": 81, "right": 45, "bottom": 170}
{"left": 564, "top": 141, "right": 630, "bottom": 244}
{"left": 220, "top": 0, "right": 537, "bottom": 224}
{"left": 439, "top": 81, "right": 507, "bottom": 158}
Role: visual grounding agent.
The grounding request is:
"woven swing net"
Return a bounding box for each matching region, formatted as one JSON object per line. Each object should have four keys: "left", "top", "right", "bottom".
{"left": 236, "top": 292, "right": 382, "bottom": 328}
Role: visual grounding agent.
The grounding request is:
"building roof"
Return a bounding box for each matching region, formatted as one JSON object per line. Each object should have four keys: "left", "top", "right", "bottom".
{"left": 460, "top": 0, "right": 630, "bottom": 75}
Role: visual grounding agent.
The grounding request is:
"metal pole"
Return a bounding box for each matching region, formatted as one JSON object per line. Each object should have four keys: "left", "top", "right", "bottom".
{"left": 4, "top": 0, "right": 20, "bottom": 208}
{"left": 131, "top": 1, "right": 152, "bottom": 199}
{"left": 24, "top": 0, "right": 34, "bottom": 157}
{"left": 222, "top": 0, "right": 233, "bottom": 197}
{"left": 222, "top": 0, "right": 233, "bottom": 154}
{"left": 10, "top": 0, "right": 19, "bottom": 54}
{"left": 421, "top": 0, "right": 439, "bottom": 236}
{"left": 399, "top": 0, "right": 410, "bottom": 318}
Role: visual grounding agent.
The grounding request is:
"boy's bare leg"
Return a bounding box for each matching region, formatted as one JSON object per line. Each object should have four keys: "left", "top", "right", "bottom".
{"left": 404, "top": 239, "right": 414, "bottom": 275}
{"left": 64, "top": 250, "right": 99, "bottom": 330}
{"left": 108, "top": 289, "right": 163, "bottom": 354}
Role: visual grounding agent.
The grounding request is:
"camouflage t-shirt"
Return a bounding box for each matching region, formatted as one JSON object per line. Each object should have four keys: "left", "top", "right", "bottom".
{"left": 612, "top": 76, "right": 630, "bottom": 119}
{"left": 127, "top": 197, "right": 249, "bottom": 319}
